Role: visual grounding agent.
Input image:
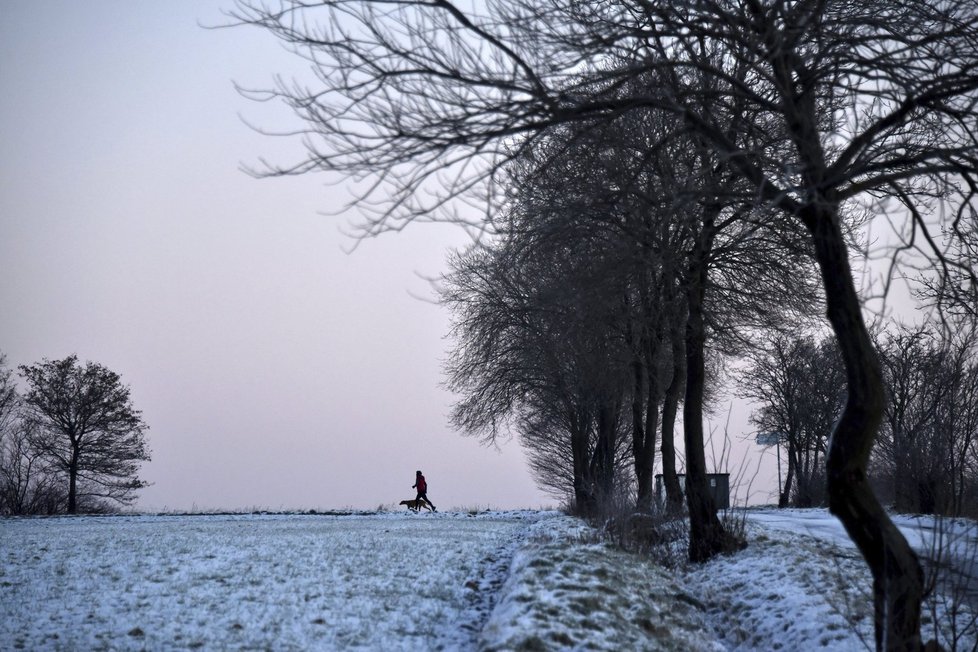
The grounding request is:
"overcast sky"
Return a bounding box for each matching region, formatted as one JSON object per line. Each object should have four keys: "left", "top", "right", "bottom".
{"left": 0, "top": 1, "right": 780, "bottom": 511}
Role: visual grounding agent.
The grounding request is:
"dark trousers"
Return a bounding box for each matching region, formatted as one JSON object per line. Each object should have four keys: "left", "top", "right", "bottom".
{"left": 416, "top": 492, "right": 434, "bottom": 509}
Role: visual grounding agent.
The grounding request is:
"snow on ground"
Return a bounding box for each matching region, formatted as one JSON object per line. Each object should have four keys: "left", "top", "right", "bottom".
{"left": 686, "top": 517, "right": 876, "bottom": 650}
{"left": 479, "top": 516, "right": 719, "bottom": 651}
{"left": 0, "top": 510, "right": 547, "bottom": 651}
{"left": 0, "top": 509, "right": 718, "bottom": 651}
{"left": 686, "top": 508, "right": 978, "bottom": 651}
{"left": 2, "top": 507, "right": 976, "bottom": 651}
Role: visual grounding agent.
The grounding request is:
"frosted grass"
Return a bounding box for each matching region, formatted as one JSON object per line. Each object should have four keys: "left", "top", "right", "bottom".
{"left": 0, "top": 511, "right": 543, "bottom": 651}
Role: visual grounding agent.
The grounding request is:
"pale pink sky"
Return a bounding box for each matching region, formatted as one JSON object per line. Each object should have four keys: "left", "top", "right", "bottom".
{"left": 0, "top": 1, "right": 780, "bottom": 511}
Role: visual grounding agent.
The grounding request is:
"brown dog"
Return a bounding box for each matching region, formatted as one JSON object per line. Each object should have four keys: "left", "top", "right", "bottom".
{"left": 399, "top": 499, "right": 432, "bottom": 512}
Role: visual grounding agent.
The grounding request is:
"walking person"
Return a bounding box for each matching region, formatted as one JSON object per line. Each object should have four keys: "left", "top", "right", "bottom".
{"left": 413, "top": 470, "right": 435, "bottom": 512}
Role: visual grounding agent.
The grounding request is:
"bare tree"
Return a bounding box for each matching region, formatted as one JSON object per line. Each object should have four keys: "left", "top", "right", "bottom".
{"left": 741, "top": 334, "right": 845, "bottom": 507}
{"left": 231, "top": 2, "right": 978, "bottom": 643}
{"left": 0, "top": 420, "right": 65, "bottom": 516}
{"left": 0, "top": 352, "right": 16, "bottom": 433}
{"left": 628, "top": 3, "right": 978, "bottom": 645}
{"left": 0, "top": 353, "right": 64, "bottom": 515}
{"left": 443, "top": 95, "right": 815, "bottom": 524}
{"left": 494, "top": 104, "right": 683, "bottom": 514}
{"left": 18, "top": 355, "right": 150, "bottom": 514}
{"left": 442, "top": 175, "right": 637, "bottom": 514}
{"left": 874, "top": 322, "right": 978, "bottom": 517}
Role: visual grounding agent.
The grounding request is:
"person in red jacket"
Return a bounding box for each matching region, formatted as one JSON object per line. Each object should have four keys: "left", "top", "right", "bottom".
{"left": 412, "top": 470, "right": 436, "bottom": 511}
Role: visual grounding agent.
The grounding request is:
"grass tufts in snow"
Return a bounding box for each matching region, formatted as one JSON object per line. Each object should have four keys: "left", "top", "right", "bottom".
{"left": 479, "top": 517, "right": 721, "bottom": 651}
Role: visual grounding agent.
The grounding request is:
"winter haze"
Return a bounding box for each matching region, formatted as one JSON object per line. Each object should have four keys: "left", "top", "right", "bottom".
{"left": 0, "top": 1, "right": 560, "bottom": 512}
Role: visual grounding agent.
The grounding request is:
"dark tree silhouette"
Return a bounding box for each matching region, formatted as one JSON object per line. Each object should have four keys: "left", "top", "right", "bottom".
{"left": 442, "top": 176, "right": 636, "bottom": 513}
{"left": 0, "top": 353, "right": 64, "bottom": 515}
{"left": 0, "top": 353, "right": 16, "bottom": 434}
{"left": 741, "top": 334, "right": 845, "bottom": 507}
{"left": 19, "top": 356, "right": 150, "bottom": 514}
{"left": 875, "top": 323, "right": 978, "bottom": 516}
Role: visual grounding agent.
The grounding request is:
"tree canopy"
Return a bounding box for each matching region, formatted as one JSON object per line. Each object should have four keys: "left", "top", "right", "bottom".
{"left": 18, "top": 355, "right": 150, "bottom": 514}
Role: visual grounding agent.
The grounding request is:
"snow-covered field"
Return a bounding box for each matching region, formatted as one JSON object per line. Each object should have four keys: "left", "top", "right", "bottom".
{"left": 2, "top": 508, "right": 976, "bottom": 651}
{"left": 1, "top": 510, "right": 547, "bottom": 651}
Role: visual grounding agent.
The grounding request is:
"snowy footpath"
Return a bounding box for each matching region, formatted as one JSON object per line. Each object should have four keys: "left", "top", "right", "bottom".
{"left": 686, "top": 509, "right": 978, "bottom": 651}
{"left": 2, "top": 508, "right": 976, "bottom": 651}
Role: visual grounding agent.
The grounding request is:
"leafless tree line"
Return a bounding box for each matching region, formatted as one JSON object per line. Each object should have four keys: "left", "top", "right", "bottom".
{"left": 742, "top": 322, "right": 978, "bottom": 518}
{"left": 230, "top": 0, "right": 978, "bottom": 647}
{"left": 740, "top": 333, "right": 845, "bottom": 508}
{"left": 442, "top": 87, "right": 816, "bottom": 526}
{"left": 876, "top": 323, "right": 978, "bottom": 518}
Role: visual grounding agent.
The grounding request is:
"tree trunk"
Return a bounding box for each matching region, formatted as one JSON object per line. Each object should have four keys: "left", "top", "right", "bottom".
{"left": 808, "top": 205, "right": 925, "bottom": 651}
{"left": 639, "top": 362, "right": 662, "bottom": 511}
{"left": 632, "top": 346, "right": 652, "bottom": 510}
{"left": 589, "top": 401, "right": 618, "bottom": 510}
{"left": 684, "top": 212, "right": 741, "bottom": 562}
{"left": 891, "top": 417, "right": 916, "bottom": 513}
{"left": 636, "top": 323, "right": 663, "bottom": 512}
{"left": 67, "top": 460, "right": 78, "bottom": 515}
{"left": 570, "top": 415, "right": 595, "bottom": 517}
{"left": 660, "top": 286, "right": 686, "bottom": 513}
{"left": 780, "top": 440, "right": 796, "bottom": 508}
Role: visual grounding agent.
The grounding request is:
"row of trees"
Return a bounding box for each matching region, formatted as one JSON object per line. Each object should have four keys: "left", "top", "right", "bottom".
{"left": 877, "top": 325, "right": 978, "bottom": 516}
{"left": 231, "top": 0, "right": 978, "bottom": 647}
{"left": 743, "top": 323, "right": 978, "bottom": 517}
{"left": 441, "top": 90, "right": 818, "bottom": 527}
{"left": 0, "top": 353, "right": 150, "bottom": 515}
{"left": 741, "top": 333, "right": 844, "bottom": 508}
